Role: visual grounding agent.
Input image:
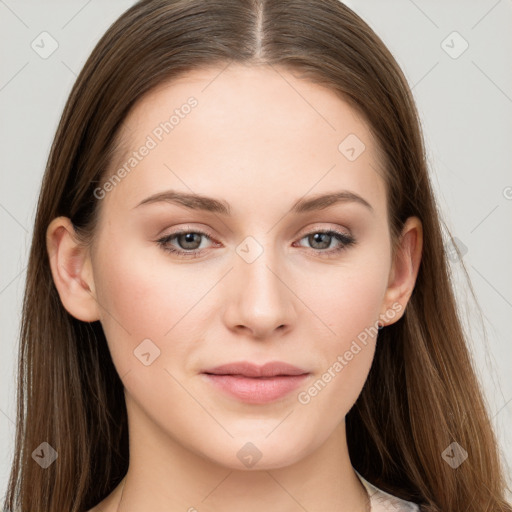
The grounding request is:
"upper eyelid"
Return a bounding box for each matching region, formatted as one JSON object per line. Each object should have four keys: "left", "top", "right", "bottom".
{"left": 161, "top": 223, "right": 351, "bottom": 237}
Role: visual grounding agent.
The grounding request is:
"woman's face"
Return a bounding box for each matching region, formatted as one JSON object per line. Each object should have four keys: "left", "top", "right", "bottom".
{"left": 86, "top": 64, "right": 405, "bottom": 469}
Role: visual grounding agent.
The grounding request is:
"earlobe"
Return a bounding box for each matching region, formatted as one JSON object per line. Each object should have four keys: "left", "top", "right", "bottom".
{"left": 380, "top": 216, "right": 423, "bottom": 326}
{"left": 46, "top": 216, "right": 100, "bottom": 322}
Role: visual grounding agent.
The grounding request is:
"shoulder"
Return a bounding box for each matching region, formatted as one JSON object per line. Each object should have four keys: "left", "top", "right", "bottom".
{"left": 86, "top": 501, "right": 114, "bottom": 512}
{"left": 355, "top": 470, "right": 420, "bottom": 512}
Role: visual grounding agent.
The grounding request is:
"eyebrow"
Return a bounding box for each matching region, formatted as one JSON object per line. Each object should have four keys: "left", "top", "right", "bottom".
{"left": 134, "top": 189, "right": 374, "bottom": 215}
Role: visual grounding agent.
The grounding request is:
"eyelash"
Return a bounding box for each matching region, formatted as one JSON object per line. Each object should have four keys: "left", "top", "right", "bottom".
{"left": 156, "top": 228, "right": 356, "bottom": 259}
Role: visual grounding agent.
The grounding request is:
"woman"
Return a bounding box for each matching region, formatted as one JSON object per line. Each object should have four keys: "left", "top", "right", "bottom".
{"left": 4, "top": 0, "right": 511, "bottom": 511}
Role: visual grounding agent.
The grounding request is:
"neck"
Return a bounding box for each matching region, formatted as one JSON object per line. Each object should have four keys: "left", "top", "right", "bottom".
{"left": 113, "top": 395, "right": 369, "bottom": 512}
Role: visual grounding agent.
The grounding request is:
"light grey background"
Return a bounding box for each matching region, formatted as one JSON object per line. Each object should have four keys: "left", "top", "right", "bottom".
{"left": 1, "top": 0, "right": 511, "bottom": 503}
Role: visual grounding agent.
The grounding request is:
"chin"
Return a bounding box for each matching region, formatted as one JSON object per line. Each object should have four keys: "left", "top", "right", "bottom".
{"left": 196, "top": 434, "right": 314, "bottom": 471}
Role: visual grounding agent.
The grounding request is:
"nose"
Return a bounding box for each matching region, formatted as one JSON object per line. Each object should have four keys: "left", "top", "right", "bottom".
{"left": 222, "top": 242, "right": 297, "bottom": 340}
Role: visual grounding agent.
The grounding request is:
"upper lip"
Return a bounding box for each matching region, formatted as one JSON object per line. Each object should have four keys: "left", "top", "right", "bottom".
{"left": 201, "top": 361, "right": 309, "bottom": 378}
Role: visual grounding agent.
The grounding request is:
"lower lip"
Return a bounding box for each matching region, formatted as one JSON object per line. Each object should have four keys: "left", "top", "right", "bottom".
{"left": 202, "top": 373, "right": 309, "bottom": 404}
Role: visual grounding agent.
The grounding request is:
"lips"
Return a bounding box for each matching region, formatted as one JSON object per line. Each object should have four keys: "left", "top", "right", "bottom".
{"left": 201, "top": 361, "right": 310, "bottom": 404}
{"left": 202, "top": 361, "right": 308, "bottom": 378}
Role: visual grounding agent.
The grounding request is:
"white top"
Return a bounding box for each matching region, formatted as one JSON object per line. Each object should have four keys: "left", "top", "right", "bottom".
{"left": 355, "top": 470, "right": 420, "bottom": 511}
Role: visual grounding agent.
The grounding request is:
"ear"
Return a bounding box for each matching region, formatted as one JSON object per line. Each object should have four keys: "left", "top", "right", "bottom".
{"left": 379, "top": 216, "right": 423, "bottom": 326}
{"left": 46, "top": 216, "right": 100, "bottom": 322}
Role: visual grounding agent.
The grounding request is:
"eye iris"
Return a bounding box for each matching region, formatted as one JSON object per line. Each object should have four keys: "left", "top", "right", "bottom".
{"left": 309, "top": 233, "right": 331, "bottom": 249}
{"left": 178, "top": 233, "right": 202, "bottom": 250}
{"left": 164, "top": 230, "right": 349, "bottom": 254}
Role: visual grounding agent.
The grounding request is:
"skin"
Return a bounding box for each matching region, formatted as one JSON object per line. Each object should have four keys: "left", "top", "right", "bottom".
{"left": 47, "top": 63, "right": 422, "bottom": 512}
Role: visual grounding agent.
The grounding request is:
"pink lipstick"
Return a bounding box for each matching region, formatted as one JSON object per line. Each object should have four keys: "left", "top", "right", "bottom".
{"left": 201, "top": 361, "right": 310, "bottom": 404}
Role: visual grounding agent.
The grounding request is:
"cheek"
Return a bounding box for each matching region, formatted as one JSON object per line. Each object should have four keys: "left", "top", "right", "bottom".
{"left": 306, "top": 251, "right": 390, "bottom": 341}
{"left": 91, "top": 234, "right": 201, "bottom": 370}
{"left": 297, "top": 249, "right": 390, "bottom": 406}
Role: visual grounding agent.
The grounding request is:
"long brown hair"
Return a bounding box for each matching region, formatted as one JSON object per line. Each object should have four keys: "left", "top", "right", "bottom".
{"left": 4, "top": 1, "right": 511, "bottom": 510}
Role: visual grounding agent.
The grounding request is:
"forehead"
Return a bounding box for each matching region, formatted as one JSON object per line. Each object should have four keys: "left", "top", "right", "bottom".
{"left": 121, "top": 63, "right": 374, "bottom": 149}
{"left": 105, "top": 63, "right": 387, "bottom": 216}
